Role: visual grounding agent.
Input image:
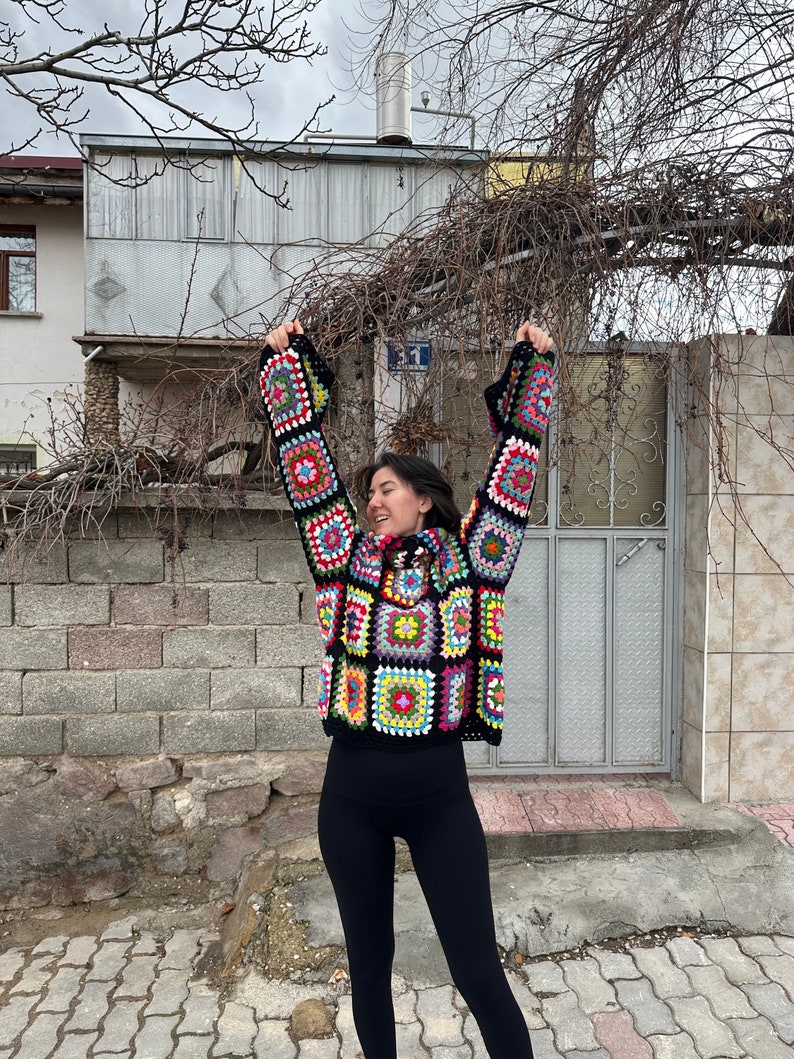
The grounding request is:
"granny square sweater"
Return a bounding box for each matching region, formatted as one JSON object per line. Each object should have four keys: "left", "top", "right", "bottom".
{"left": 258, "top": 333, "right": 555, "bottom": 750}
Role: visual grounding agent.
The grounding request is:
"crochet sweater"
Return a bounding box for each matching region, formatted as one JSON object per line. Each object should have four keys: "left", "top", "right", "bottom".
{"left": 258, "top": 333, "right": 554, "bottom": 750}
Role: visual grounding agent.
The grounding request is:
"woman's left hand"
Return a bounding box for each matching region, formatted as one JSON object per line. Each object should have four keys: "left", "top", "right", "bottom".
{"left": 515, "top": 322, "right": 553, "bottom": 354}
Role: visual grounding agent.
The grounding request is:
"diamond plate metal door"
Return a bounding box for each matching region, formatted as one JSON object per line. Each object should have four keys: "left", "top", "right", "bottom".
{"left": 500, "top": 537, "right": 551, "bottom": 765}
{"left": 557, "top": 538, "right": 608, "bottom": 765}
{"left": 613, "top": 537, "right": 667, "bottom": 764}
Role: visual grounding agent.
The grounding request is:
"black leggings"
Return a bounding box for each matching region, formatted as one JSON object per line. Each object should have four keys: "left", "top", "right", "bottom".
{"left": 317, "top": 738, "right": 534, "bottom": 1059}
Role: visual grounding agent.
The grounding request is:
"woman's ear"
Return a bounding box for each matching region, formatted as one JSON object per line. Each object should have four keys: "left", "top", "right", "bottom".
{"left": 419, "top": 495, "right": 433, "bottom": 513}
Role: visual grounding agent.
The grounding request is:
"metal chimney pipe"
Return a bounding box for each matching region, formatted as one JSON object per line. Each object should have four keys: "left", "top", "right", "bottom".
{"left": 375, "top": 53, "right": 413, "bottom": 145}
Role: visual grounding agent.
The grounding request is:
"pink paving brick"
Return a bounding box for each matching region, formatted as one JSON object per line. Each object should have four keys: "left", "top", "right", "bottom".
{"left": 520, "top": 790, "right": 609, "bottom": 832}
{"left": 742, "top": 803, "right": 794, "bottom": 821}
{"left": 731, "top": 804, "right": 794, "bottom": 849}
{"left": 591, "top": 789, "right": 681, "bottom": 829}
{"left": 593, "top": 1011, "right": 653, "bottom": 1059}
{"left": 472, "top": 789, "right": 532, "bottom": 833}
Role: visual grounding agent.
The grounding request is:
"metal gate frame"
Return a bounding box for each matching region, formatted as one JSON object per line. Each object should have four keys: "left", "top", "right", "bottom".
{"left": 464, "top": 341, "right": 686, "bottom": 776}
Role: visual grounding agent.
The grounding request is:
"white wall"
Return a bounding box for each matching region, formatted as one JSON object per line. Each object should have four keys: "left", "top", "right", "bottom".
{"left": 0, "top": 203, "right": 84, "bottom": 463}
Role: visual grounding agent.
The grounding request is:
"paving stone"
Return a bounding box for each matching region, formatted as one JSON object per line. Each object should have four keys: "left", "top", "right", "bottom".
{"left": 115, "top": 953, "right": 159, "bottom": 998}
{"left": 416, "top": 985, "right": 465, "bottom": 1048}
{"left": 756, "top": 953, "right": 794, "bottom": 1001}
{"left": 665, "top": 936, "right": 710, "bottom": 968}
{"left": 296, "top": 1041, "right": 341, "bottom": 1059}
{"left": 562, "top": 958, "right": 619, "bottom": 1014}
{"left": 666, "top": 995, "right": 743, "bottom": 1057}
{"left": 162, "top": 929, "right": 203, "bottom": 970}
{"left": 0, "top": 994, "right": 36, "bottom": 1047}
{"left": 94, "top": 999, "right": 145, "bottom": 1052}
{"left": 685, "top": 962, "right": 758, "bottom": 1018}
{"left": 614, "top": 977, "right": 679, "bottom": 1035}
{"left": 774, "top": 936, "right": 794, "bottom": 957}
{"left": 741, "top": 982, "right": 794, "bottom": 1043}
{"left": 540, "top": 990, "right": 600, "bottom": 1052}
{"left": 629, "top": 945, "right": 693, "bottom": 998}
{"left": 178, "top": 980, "right": 221, "bottom": 1035}
{"left": 172, "top": 1035, "right": 213, "bottom": 1059}
{"left": 61, "top": 936, "right": 98, "bottom": 967}
{"left": 566, "top": 1051, "right": 611, "bottom": 1059}
{"left": 395, "top": 1020, "right": 424, "bottom": 1057}
{"left": 100, "top": 917, "right": 138, "bottom": 941}
{"left": 132, "top": 931, "right": 161, "bottom": 956}
{"left": 32, "top": 937, "right": 68, "bottom": 956}
{"left": 432, "top": 1048, "right": 471, "bottom": 1058}
{"left": 727, "top": 1014, "right": 794, "bottom": 1059}
{"left": 524, "top": 961, "right": 567, "bottom": 995}
{"left": 525, "top": 1027, "right": 565, "bottom": 1059}
{"left": 739, "top": 935, "right": 783, "bottom": 957}
{"left": 131, "top": 1014, "right": 181, "bottom": 1058}
{"left": 505, "top": 970, "right": 545, "bottom": 1030}
{"left": 645, "top": 1031, "right": 701, "bottom": 1059}
{"left": 39, "top": 965, "right": 86, "bottom": 1012}
{"left": 51, "top": 1032, "right": 99, "bottom": 1059}
{"left": 0, "top": 949, "right": 25, "bottom": 983}
{"left": 592, "top": 1010, "right": 652, "bottom": 1058}
{"left": 86, "top": 941, "right": 131, "bottom": 981}
{"left": 334, "top": 995, "right": 362, "bottom": 1059}
{"left": 62, "top": 980, "right": 114, "bottom": 1031}
{"left": 589, "top": 950, "right": 643, "bottom": 982}
{"left": 462, "top": 1011, "right": 487, "bottom": 1058}
{"left": 214, "top": 1000, "right": 258, "bottom": 1055}
{"left": 700, "top": 936, "right": 770, "bottom": 986}
{"left": 393, "top": 988, "right": 418, "bottom": 1024}
{"left": 254, "top": 1019, "right": 298, "bottom": 1059}
{"left": 146, "top": 967, "right": 190, "bottom": 1015}
{"left": 14, "top": 1011, "right": 67, "bottom": 1058}
{"left": 10, "top": 954, "right": 58, "bottom": 994}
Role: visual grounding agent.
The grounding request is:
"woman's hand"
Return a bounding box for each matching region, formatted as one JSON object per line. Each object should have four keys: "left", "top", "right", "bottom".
{"left": 265, "top": 318, "right": 304, "bottom": 353}
{"left": 515, "top": 321, "right": 553, "bottom": 354}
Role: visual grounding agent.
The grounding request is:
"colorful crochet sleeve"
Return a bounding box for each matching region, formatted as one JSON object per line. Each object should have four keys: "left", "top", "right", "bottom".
{"left": 258, "top": 334, "right": 359, "bottom": 585}
{"left": 460, "top": 341, "right": 555, "bottom": 584}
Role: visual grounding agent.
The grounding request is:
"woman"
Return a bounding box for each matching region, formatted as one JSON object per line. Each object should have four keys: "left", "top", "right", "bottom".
{"left": 259, "top": 319, "right": 554, "bottom": 1059}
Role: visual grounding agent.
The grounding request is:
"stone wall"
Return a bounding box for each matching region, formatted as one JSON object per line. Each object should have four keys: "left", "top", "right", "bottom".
{"left": 682, "top": 335, "right": 794, "bottom": 802}
{"left": 0, "top": 499, "right": 329, "bottom": 907}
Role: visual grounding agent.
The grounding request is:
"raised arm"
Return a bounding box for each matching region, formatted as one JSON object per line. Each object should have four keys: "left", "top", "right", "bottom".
{"left": 460, "top": 323, "right": 555, "bottom": 583}
{"left": 258, "top": 321, "right": 360, "bottom": 585}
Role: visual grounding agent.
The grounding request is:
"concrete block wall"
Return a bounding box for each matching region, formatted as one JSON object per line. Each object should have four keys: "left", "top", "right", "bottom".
{"left": 682, "top": 335, "right": 794, "bottom": 802}
{"left": 0, "top": 500, "right": 327, "bottom": 758}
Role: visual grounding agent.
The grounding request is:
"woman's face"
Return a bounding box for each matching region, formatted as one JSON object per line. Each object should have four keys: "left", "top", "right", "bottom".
{"left": 366, "top": 466, "right": 432, "bottom": 536}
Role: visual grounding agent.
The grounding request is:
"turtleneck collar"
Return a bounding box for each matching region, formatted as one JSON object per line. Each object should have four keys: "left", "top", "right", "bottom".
{"left": 369, "top": 528, "right": 447, "bottom": 567}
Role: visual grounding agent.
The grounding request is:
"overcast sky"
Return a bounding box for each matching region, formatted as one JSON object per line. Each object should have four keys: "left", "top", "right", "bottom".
{"left": 1, "top": 0, "right": 425, "bottom": 158}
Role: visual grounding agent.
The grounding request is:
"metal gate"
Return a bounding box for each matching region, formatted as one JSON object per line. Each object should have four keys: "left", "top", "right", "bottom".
{"left": 460, "top": 346, "right": 679, "bottom": 773}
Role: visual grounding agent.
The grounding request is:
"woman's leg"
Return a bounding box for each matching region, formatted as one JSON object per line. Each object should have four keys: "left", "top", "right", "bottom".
{"left": 318, "top": 788, "right": 398, "bottom": 1059}
{"left": 403, "top": 790, "right": 535, "bottom": 1059}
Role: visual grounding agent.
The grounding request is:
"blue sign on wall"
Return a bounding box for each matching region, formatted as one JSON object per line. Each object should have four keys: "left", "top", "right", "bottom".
{"left": 387, "top": 340, "right": 431, "bottom": 374}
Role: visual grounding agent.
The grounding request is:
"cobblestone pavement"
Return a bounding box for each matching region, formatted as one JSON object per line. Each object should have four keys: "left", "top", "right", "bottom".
{"left": 2, "top": 915, "right": 794, "bottom": 1058}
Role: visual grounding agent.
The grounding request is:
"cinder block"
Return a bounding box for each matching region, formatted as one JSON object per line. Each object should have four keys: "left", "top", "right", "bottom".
{"left": 113, "top": 584, "right": 209, "bottom": 626}
{"left": 256, "top": 709, "right": 327, "bottom": 751}
{"left": 23, "top": 671, "right": 115, "bottom": 714}
{"left": 0, "top": 543, "right": 68, "bottom": 583}
{"left": 257, "top": 540, "right": 310, "bottom": 583}
{"left": 0, "top": 716, "right": 63, "bottom": 755}
{"left": 211, "top": 669, "right": 301, "bottom": 710}
{"left": 302, "top": 667, "right": 322, "bottom": 706}
{"left": 162, "top": 628, "right": 255, "bottom": 669}
{"left": 117, "top": 670, "right": 210, "bottom": 712}
{"left": 68, "top": 628, "right": 162, "bottom": 670}
{"left": 68, "top": 540, "right": 164, "bottom": 584}
{"left": 0, "top": 672, "right": 22, "bottom": 715}
{"left": 0, "top": 586, "right": 10, "bottom": 626}
{"left": 15, "top": 585, "right": 110, "bottom": 627}
{"left": 162, "top": 710, "right": 255, "bottom": 754}
{"left": 116, "top": 509, "right": 212, "bottom": 540}
{"left": 168, "top": 541, "right": 257, "bottom": 582}
{"left": 0, "top": 629, "right": 67, "bottom": 670}
{"left": 256, "top": 625, "right": 324, "bottom": 667}
{"left": 209, "top": 584, "right": 299, "bottom": 626}
{"left": 67, "top": 715, "right": 160, "bottom": 756}
{"left": 212, "top": 510, "right": 295, "bottom": 541}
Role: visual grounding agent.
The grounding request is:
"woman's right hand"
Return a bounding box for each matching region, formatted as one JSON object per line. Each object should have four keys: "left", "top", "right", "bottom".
{"left": 265, "top": 318, "right": 304, "bottom": 353}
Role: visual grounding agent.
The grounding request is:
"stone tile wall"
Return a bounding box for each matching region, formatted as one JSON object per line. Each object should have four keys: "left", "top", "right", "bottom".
{"left": 683, "top": 335, "right": 794, "bottom": 801}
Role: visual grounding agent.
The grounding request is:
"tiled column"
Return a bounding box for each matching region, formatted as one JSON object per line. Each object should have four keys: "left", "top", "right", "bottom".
{"left": 683, "top": 335, "right": 794, "bottom": 802}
